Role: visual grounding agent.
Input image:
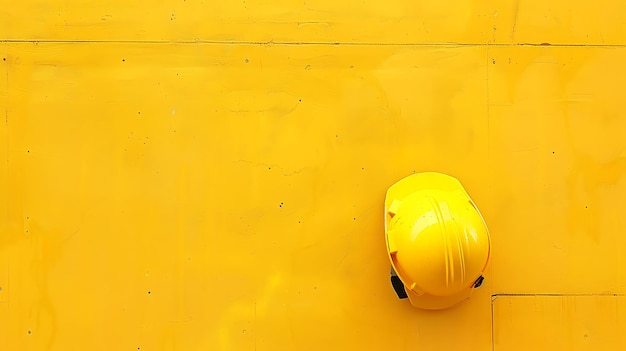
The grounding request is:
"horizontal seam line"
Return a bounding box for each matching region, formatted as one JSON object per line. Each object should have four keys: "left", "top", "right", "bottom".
{"left": 0, "top": 39, "right": 625, "bottom": 47}
{"left": 492, "top": 293, "right": 626, "bottom": 297}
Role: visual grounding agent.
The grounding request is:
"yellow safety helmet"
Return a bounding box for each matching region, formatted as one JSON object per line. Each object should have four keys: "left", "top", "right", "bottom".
{"left": 384, "top": 172, "right": 490, "bottom": 310}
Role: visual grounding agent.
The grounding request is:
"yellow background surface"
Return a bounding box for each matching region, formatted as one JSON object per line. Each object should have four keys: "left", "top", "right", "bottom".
{"left": 1, "top": 1, "right": 626, "bottom": 350}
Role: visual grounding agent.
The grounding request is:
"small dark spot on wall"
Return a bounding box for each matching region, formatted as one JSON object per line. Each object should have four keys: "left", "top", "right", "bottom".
{"left": 298, "top": 99, "right": 302, "bottom": 102}
{"left": 492, "top": 58, "right": 496, "bottom": 64}
{"left": 585, "top": 205, "right": 588, "bottom": 209}
{"left": 305, "top": 64, "right": 311, "bottom": 70}
{"left": 25, "top": 230, "right": 28, "bottom": 234}
{"left": 2, "top": 58, "right": 5, "bottom": 61}
{"left": 27, "top": 150, "right": 30, "bottom": 153}
{"left": 552, "top": 151, "right": 555, "bottom": 154}
{"left": 279, "top": 202, "right": 284, "bottom": 208}
{"left": 313, "top": 286, "right": 317, "bottom": 290}
{"left": 298, "top": 220, "right": 301, "bottom": 224}
{"left": 27, "top": 330, "right": 31, "bottom": 335}
{"left": 361, "top": 167, "right": 364, "bottom": 170}
{"left": 353, "top": 217, "right": 356, "bottom": 221}
{"left": 147, "top": 291, "right": 151, "bottom": 295}
{"left": 245, "top": 58, "right": 249, "bottom": 63}
{"left": 508, "top": 58, "right": 512, "bottom": 64}
{"left": 242, "top": 329, "right": 246, "bottom": 334}
{"left": 122, "top": 59, "right": 125, "bottom": 62}
{"left": 26, "top": 216, "right": 29, "bottom": 220}
{"left": 138, "top": 111, "right": 141, "bottom": 115}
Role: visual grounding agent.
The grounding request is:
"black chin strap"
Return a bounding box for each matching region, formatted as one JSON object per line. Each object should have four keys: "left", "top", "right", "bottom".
{"left": 390, "top": 268, "right": 485, "bottom": 300}
{"left": 473, "top": 275, "right": 485, "bottom": 288}
{"left": 390, "top": 267, "right": 408, "bottom": 299}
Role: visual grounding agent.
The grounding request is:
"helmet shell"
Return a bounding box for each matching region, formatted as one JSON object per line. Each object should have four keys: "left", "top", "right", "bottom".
{"left": 385, "top": 172, "right": 490, "bottom": 309}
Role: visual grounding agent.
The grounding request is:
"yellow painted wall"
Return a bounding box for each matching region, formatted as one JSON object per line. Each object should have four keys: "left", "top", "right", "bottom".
{"left": 1, "top": 1, "right": 626, "bottom": 350}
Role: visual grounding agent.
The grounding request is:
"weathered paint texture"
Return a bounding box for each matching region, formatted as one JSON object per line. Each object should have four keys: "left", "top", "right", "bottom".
{"left": 1, "top": 1, "right": 626, "bottom": 350}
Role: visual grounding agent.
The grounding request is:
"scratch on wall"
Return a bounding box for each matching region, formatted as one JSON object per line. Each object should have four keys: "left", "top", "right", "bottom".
{"left": 512, "top": 0, "right": 520, "bottom": 41}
